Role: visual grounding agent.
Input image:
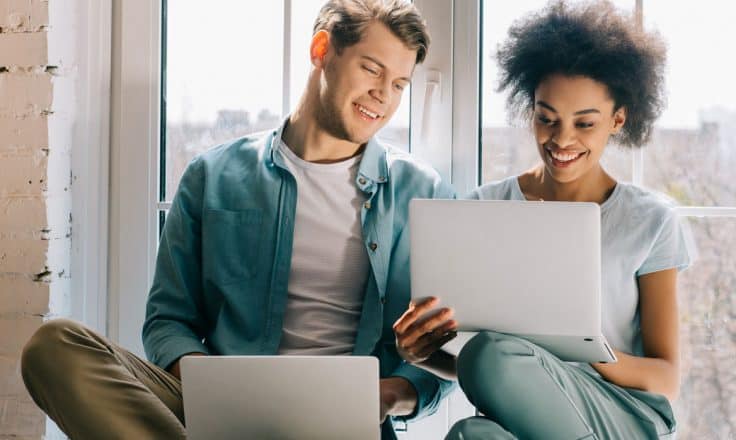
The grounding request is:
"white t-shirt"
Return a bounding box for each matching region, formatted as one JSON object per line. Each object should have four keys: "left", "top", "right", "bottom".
{"left": 276, "top": 140, "right": 370, "bottom": 355}
{"left": 470, "top": 176, "right": 695, "bottom": 359}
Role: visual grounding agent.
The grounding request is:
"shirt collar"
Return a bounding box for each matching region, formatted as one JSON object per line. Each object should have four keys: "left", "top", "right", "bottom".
{"left": 267, "top": 117, "right": 390, "bottom": 192}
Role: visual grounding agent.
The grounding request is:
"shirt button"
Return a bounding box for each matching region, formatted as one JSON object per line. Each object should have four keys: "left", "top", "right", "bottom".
{"left": 358, "top": 177, "right": 367, "bottom": 185}
{"left": 364, "top": 201, "right": 371, "bottom": 210}
{"left": 369, "top": 242, "right": 378, "bottom": 252}
{"left": 380, "top": 297, "right": 387, "bottom": 305}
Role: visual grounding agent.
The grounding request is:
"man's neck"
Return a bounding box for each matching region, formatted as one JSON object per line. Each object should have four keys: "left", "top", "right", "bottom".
{"left": 282, "top": 110, "right": 365, "bottom": 164}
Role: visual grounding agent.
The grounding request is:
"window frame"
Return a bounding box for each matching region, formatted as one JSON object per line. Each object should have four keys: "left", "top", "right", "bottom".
{"left": 66, "top": 0, "right": 113, "bottom": 336}
{"left": 109, "top": 0, "right": 162, "bottom": 355}
{"left": 107, "top": 0, "right": 736, "bottom": 436}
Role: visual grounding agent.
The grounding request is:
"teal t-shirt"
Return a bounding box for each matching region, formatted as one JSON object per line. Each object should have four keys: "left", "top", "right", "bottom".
{"left": 470, "top": 176, "right": 696, "bottom": 358}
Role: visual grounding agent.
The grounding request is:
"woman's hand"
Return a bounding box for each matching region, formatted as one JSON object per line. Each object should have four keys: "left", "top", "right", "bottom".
{"left": 393, "top": 297, "right": 458, "bottom": 364}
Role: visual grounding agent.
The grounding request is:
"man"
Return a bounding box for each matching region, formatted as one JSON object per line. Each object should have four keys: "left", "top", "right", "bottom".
{"left": 21, "top": 0, "right": 455, "bottom": 438}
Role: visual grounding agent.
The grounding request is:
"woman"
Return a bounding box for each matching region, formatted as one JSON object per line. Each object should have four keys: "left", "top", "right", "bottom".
{"left": 393, "top": 1, "right": 695, "bottom": 438}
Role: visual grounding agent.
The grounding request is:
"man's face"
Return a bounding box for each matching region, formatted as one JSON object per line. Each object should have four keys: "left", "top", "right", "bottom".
{"left": 315, "top": 22, "right": 417, "bottom": 145}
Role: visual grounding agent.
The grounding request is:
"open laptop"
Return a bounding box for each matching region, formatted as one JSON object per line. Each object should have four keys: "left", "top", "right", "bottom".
{"left": 181, "top": 356, "right": 380, "bottom": 440}
{"left": 409, "top": 199, "right": 616, "bottom": 364}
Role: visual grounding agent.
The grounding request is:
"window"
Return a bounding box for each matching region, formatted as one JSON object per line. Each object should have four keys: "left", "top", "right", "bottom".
{"left": 111, "top": 1, "right": 736, "bottom": 438}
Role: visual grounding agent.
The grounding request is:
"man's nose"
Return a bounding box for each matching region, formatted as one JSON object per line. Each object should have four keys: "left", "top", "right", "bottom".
{"left": 369, "top": 79, "right": 391, "bottom": 105}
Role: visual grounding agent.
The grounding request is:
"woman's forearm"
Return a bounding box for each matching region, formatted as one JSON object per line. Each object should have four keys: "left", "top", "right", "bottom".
{"left": 591, "top": 350, "right": 680, "bottom": 401}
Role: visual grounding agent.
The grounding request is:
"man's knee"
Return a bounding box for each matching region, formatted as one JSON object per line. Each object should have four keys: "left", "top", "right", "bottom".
{"left": 21, "top": 318, "right": 87, "bottom": 379}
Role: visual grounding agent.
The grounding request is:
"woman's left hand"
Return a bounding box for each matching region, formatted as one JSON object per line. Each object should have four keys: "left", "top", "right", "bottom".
{"left": 393, "top": 296, "right": 458, "bottom": 364}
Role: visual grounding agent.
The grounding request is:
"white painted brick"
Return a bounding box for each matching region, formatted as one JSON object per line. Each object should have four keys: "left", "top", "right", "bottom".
{"left": 0, "top": 116, "right": 48, "bottom": 150}
{"left": 47, "top": 265, "right": 69, "bottom": 317}
{"left": 0, "top": 354, "right": 25, "bottom": 396}
{"left": 0, "top": 1, "right": 70, "bottom": 438}
{"left": 0, "top": 237, "right": 47, "bottom": 274}
{"left": 0, "top": 0, "right": 48, "bottom": 33}
{"left": 45, "top": 130, "right": 73, "bottom": 199}
{"left": 48, "top": 69, "right": 75, "bottom": 117}
{"left": 0, "top": 275, "right": 49, "bottom": 316}
{"left": 0, "top": 238, "right": 69, "bottom": 279}
{"left": 0, "top": 72, "right": 52, "bottom": 117}
{"left": 0, "top": 32, "right": 47, "bottom": 66}
{"left": 0, "top": 151, "right": 48, "bottom": 196}
{"left": 0, "top": 395, "right": 46, "bottom": 437}
{"left": 0, "top": 196, "right": 67, "bottom": 239}
{"left": 47, "top": 112, "right": 72, "bottom": 155}
{"left": 0, "top": 197, "right": 46, "bottom": 232}
{"left": 43, "top": 195, "right": 71, "bottom": 237}
{"left": 0, "top": 316, "right": 42, "bottom": 356}
{"left": 46, "top": 0, "right": 76, "bottom": 68}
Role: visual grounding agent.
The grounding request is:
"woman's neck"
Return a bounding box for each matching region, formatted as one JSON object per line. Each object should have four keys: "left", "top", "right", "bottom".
{"left": 519, "top": 164, "right": 617, "bottom": 204}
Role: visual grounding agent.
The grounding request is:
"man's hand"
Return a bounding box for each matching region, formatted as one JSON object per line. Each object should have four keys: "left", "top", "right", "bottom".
{"left": 379, "top": 377, "right": 418, "bottom": 423}
{"left": 393, "top": 297, "right": 458, "bottom": 364}
{"left": 167, "top": 352, "right": 206, "bottom": 380}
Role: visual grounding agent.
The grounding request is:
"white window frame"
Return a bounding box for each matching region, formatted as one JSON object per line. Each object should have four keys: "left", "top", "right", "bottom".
{"left": 66, "top": 0, "right": 112, "bottom": 336}
{"left": 109, "top": 0, "right": 162, "bottom": 355}
{"left": 107, "top": 0, "right": 736, "bottom": 437}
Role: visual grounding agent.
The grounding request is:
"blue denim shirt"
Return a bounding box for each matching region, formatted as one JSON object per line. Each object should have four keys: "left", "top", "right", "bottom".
{"left": 143, "top": 121, "right": 456, "bottom": 423}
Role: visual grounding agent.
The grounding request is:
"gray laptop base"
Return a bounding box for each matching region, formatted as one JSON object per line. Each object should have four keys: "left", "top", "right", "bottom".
{"left": 181, "top": 356, "right": 380, "bottom": 440}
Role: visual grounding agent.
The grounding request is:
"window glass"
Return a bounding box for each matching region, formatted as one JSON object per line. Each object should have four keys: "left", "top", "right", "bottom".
{"left": 675, "top": 217, "right": 736, "bottom": 439}
{"left": 164, "top": 1, "right": 284, "bottom": 201}
{"left": 642, "top": 1, "right": 736, "bottom": 207}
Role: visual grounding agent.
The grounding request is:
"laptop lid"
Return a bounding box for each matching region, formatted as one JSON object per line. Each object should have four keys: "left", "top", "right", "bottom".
{"left": 181, "top": 356, "right": 380, "bottom": 440}
{"left": 409, "top": 199, "right": 615, "bottom": 362}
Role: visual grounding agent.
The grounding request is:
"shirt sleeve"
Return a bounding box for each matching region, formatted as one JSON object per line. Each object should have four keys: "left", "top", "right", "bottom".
{"left": 637, "top": 208, "right": 697, "bottom": 276}
{"left": 142, "top": 156, "right": 211, "bottom": 370}
{"left": 390, "top": 362, "right": 456, "bottom": 421}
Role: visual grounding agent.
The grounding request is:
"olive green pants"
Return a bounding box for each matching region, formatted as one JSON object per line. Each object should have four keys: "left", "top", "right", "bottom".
{"left": 21, "top": 319, "right": 187, "bottom": 439}
{"left": 446, "top": 332, "right": 676, "bottom": 440}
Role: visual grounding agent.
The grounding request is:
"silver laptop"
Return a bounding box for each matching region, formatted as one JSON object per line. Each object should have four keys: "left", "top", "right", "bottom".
{"left": 181, "top": 356, "right": 380, "bottom": 440}
{"left": 409, "top": 199, "right": 616, "bottom": 363}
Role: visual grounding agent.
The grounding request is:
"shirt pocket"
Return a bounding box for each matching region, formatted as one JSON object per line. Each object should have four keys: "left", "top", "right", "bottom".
{"left": 202, "top": 208, "right": 263, "bottom": 284}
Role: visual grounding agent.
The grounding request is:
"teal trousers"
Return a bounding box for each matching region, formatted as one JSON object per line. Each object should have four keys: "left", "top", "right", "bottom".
{"left": 446, "top": 332, "right": 676, "bottom": 440}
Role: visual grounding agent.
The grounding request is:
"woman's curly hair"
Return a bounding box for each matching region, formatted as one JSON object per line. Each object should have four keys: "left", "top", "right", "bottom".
{"left": 496, "top": 0, "right": 667, "bottom": 147}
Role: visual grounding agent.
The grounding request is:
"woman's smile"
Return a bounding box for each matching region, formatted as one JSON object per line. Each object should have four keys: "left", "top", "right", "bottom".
{"left": 544, "top": 145, "right": 587, "bottom": 168}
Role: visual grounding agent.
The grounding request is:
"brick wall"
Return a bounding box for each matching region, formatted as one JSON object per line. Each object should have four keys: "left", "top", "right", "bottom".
{"left": 0, "top": 0, "right": 72, "bottom": 438}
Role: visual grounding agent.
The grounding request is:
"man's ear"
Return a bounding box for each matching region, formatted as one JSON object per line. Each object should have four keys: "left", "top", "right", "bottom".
{"left": 612, "top": 106, "right": 627, "bottom": 134}
{"left": 310, "top": 30, "right": 330, "bottom": 68}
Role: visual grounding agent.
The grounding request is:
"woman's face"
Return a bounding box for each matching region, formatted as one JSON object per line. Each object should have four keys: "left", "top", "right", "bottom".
{"left": 532, "top": 74, "right": 626, "bottom": 184}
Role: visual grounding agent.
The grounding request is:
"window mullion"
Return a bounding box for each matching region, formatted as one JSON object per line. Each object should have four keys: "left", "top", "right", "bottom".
{"left": 282, "top": 0, "right": 292, "bottom": 117}
{"left": 451, "top": 0, "right": 482, "bottom": 196}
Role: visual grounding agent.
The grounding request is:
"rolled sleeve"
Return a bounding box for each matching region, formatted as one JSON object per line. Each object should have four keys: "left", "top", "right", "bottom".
{"left": 390, "top": 362, "right": 456, "bottom": 421}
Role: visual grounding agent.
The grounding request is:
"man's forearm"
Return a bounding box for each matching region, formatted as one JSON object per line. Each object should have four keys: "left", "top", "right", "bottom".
{"left": 380, "top": 377, "right": 418, "bottom": 419}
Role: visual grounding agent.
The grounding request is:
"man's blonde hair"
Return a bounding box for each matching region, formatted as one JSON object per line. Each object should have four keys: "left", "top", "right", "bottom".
{"left": 313, "top": 0, "right": 430, "bottom": 64}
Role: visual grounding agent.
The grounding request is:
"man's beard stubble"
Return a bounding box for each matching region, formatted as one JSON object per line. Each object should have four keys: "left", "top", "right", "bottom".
{"left": 315, "top": 88, "right": 356, "bottom": 143}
